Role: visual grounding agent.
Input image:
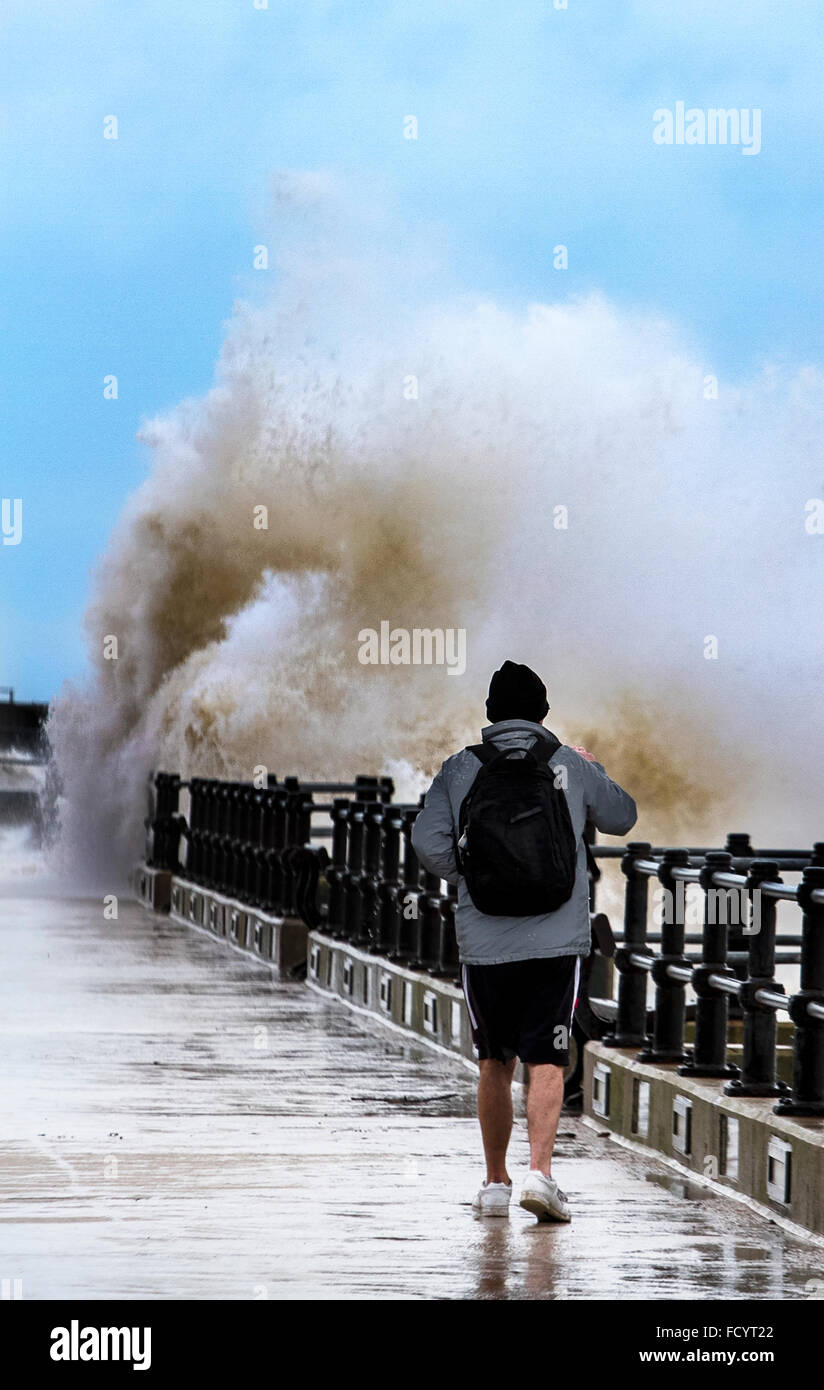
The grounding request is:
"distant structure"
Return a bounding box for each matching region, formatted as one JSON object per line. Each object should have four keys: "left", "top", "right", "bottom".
{"left": 0, "top": 688, "right": 48, "bottom": 755}
{"left": 0, "top": 687, "right": 50, "bottom": 836}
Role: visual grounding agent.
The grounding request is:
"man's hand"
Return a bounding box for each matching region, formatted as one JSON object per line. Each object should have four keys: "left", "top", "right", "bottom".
{"left": 571, "top": 744, "right": 596, "bottom": 762}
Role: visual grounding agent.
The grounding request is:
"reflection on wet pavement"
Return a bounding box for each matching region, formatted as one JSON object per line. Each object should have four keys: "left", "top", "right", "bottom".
{"left": 1, "top": 899, "right": 821, "bottom": 1300}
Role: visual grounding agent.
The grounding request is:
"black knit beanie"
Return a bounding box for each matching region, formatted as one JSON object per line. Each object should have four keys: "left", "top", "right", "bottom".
{"left": 485, "top": 660, "right": 549, "bottom": 724}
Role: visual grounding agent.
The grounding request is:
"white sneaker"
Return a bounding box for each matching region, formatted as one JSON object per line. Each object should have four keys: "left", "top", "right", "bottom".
{"left": 472, "top": 1179, "right": 512, "bottom": 1216}
{"left": 519, "top": 1170, "right": 571, "bottom": 1222}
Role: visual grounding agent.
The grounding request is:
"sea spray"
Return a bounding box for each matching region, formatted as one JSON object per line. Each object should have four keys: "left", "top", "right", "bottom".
{"left": 46, "top": 187, "right": 824, "bottom": 887}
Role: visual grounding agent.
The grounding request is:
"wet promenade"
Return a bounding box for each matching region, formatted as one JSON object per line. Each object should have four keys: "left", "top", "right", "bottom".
{"left": 1, "top": 897, "right": 821, "bottom": 1300}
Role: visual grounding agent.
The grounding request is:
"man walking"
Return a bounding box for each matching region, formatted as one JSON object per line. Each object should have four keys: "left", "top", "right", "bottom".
{"left": 411, "top": 661, "right": 637, "bottom": 1221}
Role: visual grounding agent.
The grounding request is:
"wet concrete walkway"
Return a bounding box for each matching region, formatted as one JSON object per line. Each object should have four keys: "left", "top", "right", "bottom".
{"left": 1, "top": 897, "right": 821, "bottom": 1300}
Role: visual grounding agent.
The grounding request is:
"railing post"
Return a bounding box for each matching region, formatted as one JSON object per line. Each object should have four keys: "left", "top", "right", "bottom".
{"left": 638, "top": 849, "right": 691, "bottom": 1064}
{"left": 155, "top": 771, "right": 168, "bottom": 820}
{"left": 259, "top": 786, "right": 275, "bottom": 850}
{"left": 341, "top": 800, "right": 366, "bottom": 943}
{"left": 188, "top": 778, "right": 201, "bottom": 883}
{"left": 184, "top": 779, "right": 199, "bottom": 883}
{"left": 144, "top": 769, "right": 156, "bottom": 863}
{"left": 217, "top": 783, "right": 231, "bottom": 839}
{"left": 245, "top": 787, "right": 265, "bottom": 905}
{"left": 146, "top": 772, "right": 163, "bottom": 866}
{"left": 360, "top": 802, "right": 384, "bottom": 950}
{"left": 217, "top": 832, "right": 231, "bottom": 895}
{"left": 679, "top": 851, "right": 738, "bottom": 1078}
{"left": 723, "top": 860, "right": 786, "bottom": 1097}
{"left": 725, "top": 832, "right": 752, "bottom": 1006}
{"left": 228, "top": 782, "right": 242, "bottom": 843}
{"left": 204, "top": 780, "right": 221, "bottom": 889}
{"left": 325, "top": 798, "right": 350, "bottom": 938}
{"left": 390, "top": 810, "right": 420, "bottom": 962}
{"left": 602, "top": 842, "right": 652, "bottom": 1048}
{"left": 226, "top": 832, "right": 241, "bottom": 899}
{"left": 260, "top": 787, "right": 288, "bottom": 916}
{"left": 774, "top": 865, "right": 824, "bottom": 1116}
{"left": 167, "top": 814, "right": 183, "bottom": 874}
{"left": 188, "top": 777, "right": 200, "bottom": 831}
{"left": 247, "top": 786, "right": 263, "bottom": 847}
{"left": 165, "top": 774, "right": 182, "bottom": 870}
{"left": 198, "top": 779, "right": 212, "bottom": 884}
{"left": 355, "top": 775, "right": 379, "bottom": 802}
{"left": 294, "top": 790, "right": 314, "bottom": 848}
{"left": 433, "top": 885, "right": 460, "bottom": 980}
{"left": 203, "top": 779, "right": 216, "bottom": 834}
{"left": 242, "top": 836, "right": 258, "bottom": 905}
{"left": 377, "top": 805, "right": 403, "bottom": 955}
{"left": 412, "top": 870, "right": 442, "bottom": 971}
{"left": 279, "top": 778, "right": 304, "bottom": 914}
{"left": 237, "top": 785, "right": 250, "bottom": 845}
{"left": 149, "top": 772, "right": 181, "bottom": 870}
{"left": 725, "top": 831, "right": 752, "bottom": 865}
{"left": 216, "top": 830, "right": 229, "bottom": 895}
{"left": 248, "top": 845, "right": 265, "bottom": 908}
{"left": 282, "top": 776, "right": 300, "bottom": 846}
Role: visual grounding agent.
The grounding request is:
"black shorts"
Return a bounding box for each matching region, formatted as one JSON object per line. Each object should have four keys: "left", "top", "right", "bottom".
{"left": 461, "top": 956, "right": 581, "bottom": 1066}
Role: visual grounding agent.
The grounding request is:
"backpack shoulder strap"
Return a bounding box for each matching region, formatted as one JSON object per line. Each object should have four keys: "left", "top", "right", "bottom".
{"left": 458, "top": 744, "right": 500, "bottom": 835}
{"left": 584, "top": 839, "right": 601, "bottom": 882}
{"left": 530, "top": 733, "right": 562, "bottom": 763}
{"left": 464, "top": 743, "right": 500, "bottom": 764}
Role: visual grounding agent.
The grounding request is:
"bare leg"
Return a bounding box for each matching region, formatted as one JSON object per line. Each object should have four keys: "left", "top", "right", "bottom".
{"left": 477, "top": 1057, "right": 517, "bottom": 1183}
{"left": 526, "top": 1063, "right": 564, "bottom": 1176}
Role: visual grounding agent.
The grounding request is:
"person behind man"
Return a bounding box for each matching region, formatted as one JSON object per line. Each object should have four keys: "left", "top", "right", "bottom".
{"left": 411, "top": 660, "right": 637, "bottom": 1221}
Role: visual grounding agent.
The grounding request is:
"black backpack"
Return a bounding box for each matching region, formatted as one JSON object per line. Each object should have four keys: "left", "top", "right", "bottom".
{"left": 456, "top": 735, "right": 578, "bottom": 917}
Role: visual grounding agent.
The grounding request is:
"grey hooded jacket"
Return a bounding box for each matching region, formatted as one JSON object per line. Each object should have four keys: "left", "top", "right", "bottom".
{"left": 411, "top": 718, "right": 638, "bottom": 965}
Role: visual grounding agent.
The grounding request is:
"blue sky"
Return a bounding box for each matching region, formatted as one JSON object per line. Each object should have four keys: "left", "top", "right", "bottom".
{"left": 2, "top": 0, "right": 823, "bottom": 701}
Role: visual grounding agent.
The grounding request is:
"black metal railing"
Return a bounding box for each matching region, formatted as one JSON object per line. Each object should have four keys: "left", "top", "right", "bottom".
{"left": 602, "top": 839, "right": 824, "bottom": 1117}
{"left": 145, "top": 771, "right": 824, "bottom": 1118}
